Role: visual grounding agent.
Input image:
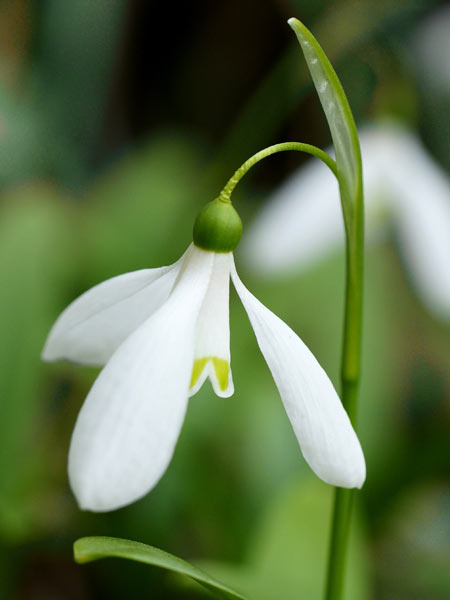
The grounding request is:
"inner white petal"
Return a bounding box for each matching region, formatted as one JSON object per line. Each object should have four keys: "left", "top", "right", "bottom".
{"left": 189, "top": 252, "right": 234, "bottom": 398}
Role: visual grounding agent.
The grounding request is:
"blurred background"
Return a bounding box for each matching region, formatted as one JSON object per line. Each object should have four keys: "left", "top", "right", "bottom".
{"left": 0, "top": 0, "right": 449, "bottom": 598}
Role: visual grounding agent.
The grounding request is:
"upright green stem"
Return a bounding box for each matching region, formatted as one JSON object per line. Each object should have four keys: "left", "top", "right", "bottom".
{"left": 219, "top": 142, "right": 337, "bottom": 201}
{"left": 325, "top": 183, "right": 364, "bottom": 600}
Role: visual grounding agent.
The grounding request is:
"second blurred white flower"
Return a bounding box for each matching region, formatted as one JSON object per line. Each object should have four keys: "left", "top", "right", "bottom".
{"left": 243, "top": 122, "right": 450, "bottom": 319}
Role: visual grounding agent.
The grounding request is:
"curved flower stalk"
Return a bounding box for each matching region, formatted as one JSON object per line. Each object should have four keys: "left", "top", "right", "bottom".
{"left": 42, "top": 198, "right": 365, "bottom": 512}
{"left": 243, "top": 121, "right": 450, "bottom": 320}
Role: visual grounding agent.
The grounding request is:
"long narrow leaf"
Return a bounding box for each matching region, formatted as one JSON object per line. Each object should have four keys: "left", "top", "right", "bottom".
{"left": 288, "top": 18, "right": 362, "bottom": 224}
{"left": 74, "top": 536, "right": 247, "bottom": 600}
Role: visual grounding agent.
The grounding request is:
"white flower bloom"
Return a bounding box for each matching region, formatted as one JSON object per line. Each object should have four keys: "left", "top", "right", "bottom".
{"left": 43, "top": 243, "right": 365, "bottom": 512}
{"left": 243, "top": 122, "right": 450, "bottom": 319}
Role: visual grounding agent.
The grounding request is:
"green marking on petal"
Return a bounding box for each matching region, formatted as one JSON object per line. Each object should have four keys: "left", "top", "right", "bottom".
{"left": 212, "top": 357, "right": 229, "bottom": 392}
{"left": 190, "top": 358, "right": 209, "bottom": 389}
{"left": 190, "top": 356, "right": 229, "bottom": 392}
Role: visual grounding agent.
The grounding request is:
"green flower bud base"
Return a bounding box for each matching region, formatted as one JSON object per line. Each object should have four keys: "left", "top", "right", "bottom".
{"left": 193, "top": 198, "right": 242, "bottom": 253}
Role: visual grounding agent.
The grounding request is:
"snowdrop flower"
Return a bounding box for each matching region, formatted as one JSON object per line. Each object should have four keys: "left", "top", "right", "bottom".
{"left": 42, "top": 198, "right": 365, "bottom": 512}
{"left": 243, "top": 122, "right": 450, "bottom": 320}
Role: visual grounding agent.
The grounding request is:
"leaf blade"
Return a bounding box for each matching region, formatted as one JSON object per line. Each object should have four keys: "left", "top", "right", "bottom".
{"left": 288, "top": 17, "right": 362, "bottom": 223}
{"left": 74, "top": 536, "right": 248, "bottom": 600}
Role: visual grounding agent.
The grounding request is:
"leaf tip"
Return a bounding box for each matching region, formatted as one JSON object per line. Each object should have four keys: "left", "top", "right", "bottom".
{"left": 287, "top": 17, "right": 303, "bottom": 34}
{"left": 73, "top": 537, "right": 91, "bottom": 564}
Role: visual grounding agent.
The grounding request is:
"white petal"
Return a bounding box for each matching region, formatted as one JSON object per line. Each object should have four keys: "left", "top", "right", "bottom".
{"left": 189, "top": 252, "right": 234, "bottom": 398}
{"left": 231, "top": 263, "right": 365, "bottom": 488}
{"left": 378, "top": 126, "right": 450, "bottom": 319}
{"left": 68, "top": 245, "right": 214, "bottom": 512}
{"left": 42, "top": 255, "right": 184, "bottom": 365}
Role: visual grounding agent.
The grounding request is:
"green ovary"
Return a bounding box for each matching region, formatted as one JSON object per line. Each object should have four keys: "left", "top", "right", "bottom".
{"left": 190, "top": 357, "right": 229, "bottom": 392}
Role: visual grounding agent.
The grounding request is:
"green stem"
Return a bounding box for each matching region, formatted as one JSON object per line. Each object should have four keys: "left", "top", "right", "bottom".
{"left": 325, "top": 183, "right": 364, "bottom": 600}
{"left": 326, "top": 487, "right": 354, "bottom": 600}
{"left": 219, "top": 142, "right": 337, "bottom": 201}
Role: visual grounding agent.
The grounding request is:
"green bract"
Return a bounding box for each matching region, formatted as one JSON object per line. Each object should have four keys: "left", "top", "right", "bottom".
{"left": 193, "top": 198, "right": 242, "bottom": 253}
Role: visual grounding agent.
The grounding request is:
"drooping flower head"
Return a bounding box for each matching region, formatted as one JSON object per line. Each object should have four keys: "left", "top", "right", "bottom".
{"left": 42, "top": 197, "right": 365, "bottom": 512}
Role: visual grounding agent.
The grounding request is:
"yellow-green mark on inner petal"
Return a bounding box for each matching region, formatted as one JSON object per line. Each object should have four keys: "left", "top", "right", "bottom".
{"left": 190, "top": 357, "right": 229, "bottom": 392}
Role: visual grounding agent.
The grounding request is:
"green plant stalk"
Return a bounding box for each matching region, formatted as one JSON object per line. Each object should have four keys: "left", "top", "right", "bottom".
{"left": 325, "top": 183, "right": 364, "bottom": 600}
{"left": 217, "top": 138, "right": 362, "bottom": 600}
{"left": 219, "top": 142, "right": 337, "bottom": 201}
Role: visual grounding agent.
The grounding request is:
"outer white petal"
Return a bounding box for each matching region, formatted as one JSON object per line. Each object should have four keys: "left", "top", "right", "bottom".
{"left": 189, "top": 252, "right": 234, "bottom": 398}
{"left": 42, "top": 255, "right": 184, "bottom": 365}
{"left": 379, "top": 126, "right": 450, "bottom": 319}
{"left": 68, "top": 245, "right": 214, "bottom": 512}
{"left": 231, "top": 263, "right": 365, "bottom": 488}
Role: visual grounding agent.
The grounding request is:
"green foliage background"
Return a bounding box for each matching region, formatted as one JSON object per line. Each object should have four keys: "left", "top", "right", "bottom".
{"left": 0, "top": 1, "right": 448, "bottom": 598}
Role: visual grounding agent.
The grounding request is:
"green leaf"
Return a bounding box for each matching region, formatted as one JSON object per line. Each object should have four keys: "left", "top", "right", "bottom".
{"left": 288, "top": 17, "right": 364, "bottom": 390}
{"left": 288, "top": 18, "right": 362, "bottom": 226}
{"left": 74, "top": 536, "right": 247, "bottom": 600}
